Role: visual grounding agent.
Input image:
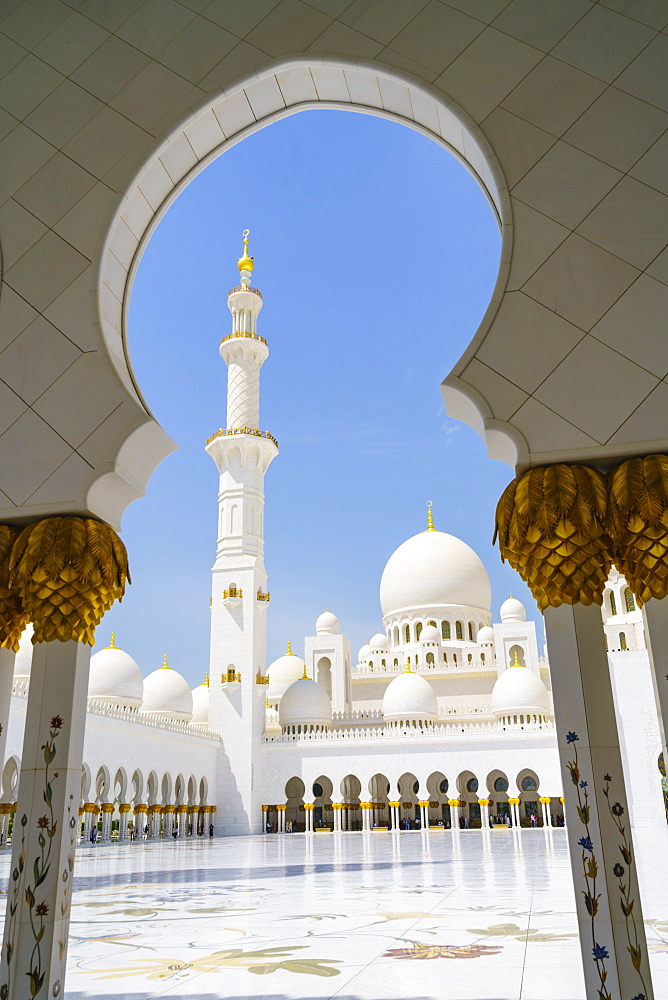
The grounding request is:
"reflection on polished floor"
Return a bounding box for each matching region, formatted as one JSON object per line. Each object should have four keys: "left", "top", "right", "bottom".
{"left": 2, "top": 828, "right": 667, "bottom": 1000}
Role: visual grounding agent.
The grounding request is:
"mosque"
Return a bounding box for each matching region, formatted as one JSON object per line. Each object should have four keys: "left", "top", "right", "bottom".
{"left": 1, "top": 238, "right": 662, "bottom": 845}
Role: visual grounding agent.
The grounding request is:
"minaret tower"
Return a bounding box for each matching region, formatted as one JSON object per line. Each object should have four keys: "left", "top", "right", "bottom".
{"left": 205, "top": 231, "right": 277, "bottom": 836}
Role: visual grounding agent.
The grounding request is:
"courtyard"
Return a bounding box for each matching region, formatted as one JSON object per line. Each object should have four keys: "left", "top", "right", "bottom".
{"left": 2, "top": 827, "right": 667, "bottom": 1000}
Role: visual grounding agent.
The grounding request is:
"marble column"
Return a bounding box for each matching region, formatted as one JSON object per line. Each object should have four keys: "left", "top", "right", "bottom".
{"left": 81, "top": 804, "right": 95, "bottom": 843}
{"left": 545, "top": 601, "right": 654, "bottom": 1000}
{"left": 118, "top": 804, "right": 130, "bottom": 841}
{"left": 164, "top": 805, "right": 176, "bottom": 836}
{"left": 478, "top": 799, "right": 490, "bottom": 829}
{"left": 448, "top": 799, "right": 460, "bottom": 830}
{"left": 134, "top": 804, "right": 147, "bottom": 838}
{"left": 643, "top": 598, "right": 668, "bottom": 774}
{"left": 0, "top": 640, "right": 90, "bottom": 1000}
{"left": 540, "top": 797, "right": 552, "bottom": 828}
{"left": 177, "top": 806, "right": 187, "bottom": 836}
{"left": 99, "top": 803, "right": 114, "bottom": 842}
{"left": 360, "top": 802, "right": 370, "bottom": 831}
{"left": 0, "top": 649, "right": 15, "bottom": 776}
{"left": 332, "top": 803, "right": 341, "bottom": 831}
{"left": 508, "top": 798, "right": 521, "bottom": 828}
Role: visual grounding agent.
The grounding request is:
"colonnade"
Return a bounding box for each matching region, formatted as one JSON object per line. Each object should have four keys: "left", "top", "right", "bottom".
{"left": 77, "top": 802, "right": 215, "bottom": 841}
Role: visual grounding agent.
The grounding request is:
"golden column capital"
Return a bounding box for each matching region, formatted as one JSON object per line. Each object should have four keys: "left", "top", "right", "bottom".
{"left": 507, "top": 797, "right": 521, "bottom": 806}
{"left": 539, "top": 797, "right": 551, "bottom": 804}
{"left": 119, "top": 804, "right": 132, "bottom": 813}
{"left": 607, "top": 454, "right": 668, "bottom": 603}
{"left": 0, "top": 525, "right": 29, "bottom": 651}
{"left": 477, "top": 798, "right": 491, "bottom": 807}
{"left": 100, "top": 803, "right": 115, "bottom": 813}
{"left": 9, "top": 516, "right": 130, "bottom": 644}
{"left": 447, "top": 799, "right": 461, "bottom": 807}
{"left": 134, "top": 804, "right": 147, "bottom": 813}
{"left": 495, "top": 464, "right": 611, "bottom": 610}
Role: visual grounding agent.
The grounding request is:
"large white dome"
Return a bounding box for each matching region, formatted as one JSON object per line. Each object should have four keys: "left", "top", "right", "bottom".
{"left": 279, "top": 677, "right": 332, "bottom": 728}
{"left": 380, "top": 529, "right": 491, "bottom": 617}
{"left": 420, "top": 624, "right": 440, "bottom": 643}
{"left": 191, "top": 681, "right": 209, "bottom": 726}
{"left": 267, "top": 649, "right": 306, "bottom": 700}
{"left": 382, "top": 669, "right": 438, "bottom": 723}
{"left": 491, "top": 665, "right": 551, "bottom": 717}
{"left": 142, "top": 661, "right": 193, "bottom": 722}
{"left": 88, "top": 639, "right": 143, "bottom": 709}
{"left": 315, "top": 610, "right": 340, "bottom": 635}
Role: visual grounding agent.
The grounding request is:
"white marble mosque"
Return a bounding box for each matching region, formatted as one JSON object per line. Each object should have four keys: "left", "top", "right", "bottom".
{"left": 1, "top": 240, "right": 663, "bottom": 850}
{"left": 1, "top": 8, "right": 668, "bottom": 996}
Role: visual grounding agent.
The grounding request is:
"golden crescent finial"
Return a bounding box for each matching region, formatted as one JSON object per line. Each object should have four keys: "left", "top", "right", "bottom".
{"left": 107, "top": 631, "right": 116, "bottom": 649}
{"left": 237, "top": 228, "right": 254, "bottom": 272}
{"left": 287, "top": 639, "right": 293, "bottom": 655}
{"left": 302, "top": 663, "right": 308, "bottom": 680}
{"left": 511, "top": 647, "right": 521, "bottom": 667}
{"left": 162, "top": 653, "right": 169, "bottom": 669}
{"left": 205, "top": 671, "right": 209, "bottom": 687}
{"left": 426, "top": 500, "right": 434, "bottom": 531}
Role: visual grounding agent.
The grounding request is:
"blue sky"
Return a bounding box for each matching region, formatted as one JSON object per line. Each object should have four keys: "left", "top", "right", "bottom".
{"left": 96, "top": 109, "right": 539, "bottom": 684}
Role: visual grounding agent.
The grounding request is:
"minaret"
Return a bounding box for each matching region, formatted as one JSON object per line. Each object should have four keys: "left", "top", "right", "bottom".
{"left": 205, "top": 231, "right": 277, "bottom": 836}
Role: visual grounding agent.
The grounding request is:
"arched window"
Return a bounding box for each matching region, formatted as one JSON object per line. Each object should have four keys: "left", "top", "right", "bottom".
{"left": 521, "top": 776, "right": 537, "bottom": 791}
{"left": 624, "top": 588, "right": 635, "bottom": 613}
{"left": 494, "top": 777, "right": 509, "bottom": 792}
{"left": 313, "top": 782, "right": 323, "bottom": 798}
{"left": 426, "top": 652, "right": 434, "bottom": 665}
{"left": 467, "top": 654, "right": 472, "bottom": 663}
{"left": 468, "top": 622, "right": 474, "bottom": 641}
{"left": 481, "top": 653, "right": 485, "bottom": 663}
{"left": 442, "top": 621, "right": 450, "bottom": 640}
{"left": 415, "top": 622, "right": 423, "bottom": 641}
{"left": 456, "top": 621, "right": 463, "bottom": 640}
{"left": 381, "top": 658, "right": 386, "bottom": 667}
{"left": 620, "top": 632, "right": 627, "bottom": 651}
{"left": 404, "top": 624, "right": 410, "bottom": 644}
{"left": 453, "top": 654, "right": 457, "bottom": 663}
{"left": 466, "top": 777, "right": 478, "bottom": 793}
{"left": 443, "top": 653, "right": 447, "bottom": 662}
{"left": 393, "top": 658, "right": 398, "bottom": 667}
{"left": 439, "top": 778, "right": 449, "bottom": 794}
{"left": 609, "top": 591, "right": 617, "bottom": 616}
{"left": 393, "top": 626, "right": 400, "bottom": 646}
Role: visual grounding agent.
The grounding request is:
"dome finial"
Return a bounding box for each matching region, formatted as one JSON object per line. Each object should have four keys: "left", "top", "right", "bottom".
{"left": 205, "top": 671, "right": 209, "bottom": 687}
{"left": 107, "top": 631, "right": 116, "bottom": 649}
{"left": 511, "top": 647, "right": 521, "bottom": 667}
{"left": 287, "top": 639, "right": 294, "bottom": 656}
{"left": 162, "top": 653, "right": 169, "bottom": 670}
{"left": 426, "top": 500, "right": 434, "bottom": 531}
{"left": 237, "top": 228, "right": 254, "bottom": 274}
{"left": 404, "top": 657, "right": 412, "bottom": 673}
{"left": 302, "top": 663, "right": 308, "bottom": 680}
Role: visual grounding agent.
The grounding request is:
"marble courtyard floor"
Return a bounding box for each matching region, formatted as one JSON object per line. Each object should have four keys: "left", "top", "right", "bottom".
{"left": 2, "top": 828, "right": 668, "bottom": 1000}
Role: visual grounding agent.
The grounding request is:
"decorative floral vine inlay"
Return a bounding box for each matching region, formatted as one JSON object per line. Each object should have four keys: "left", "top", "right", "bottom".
{"left": 565, "top": 731, "right": 612, "bottom": 1000}
{"left": 26, "top": 716, "right": 63, "bottom": 998}
{"left": 3, "top": 813, "right": 27, "bottom": 998}
{"left": 602, "top": 774, "right": 648, "bottom": 1000}
{"left": 58, "top": 794, "right": 76, "bottom": 964}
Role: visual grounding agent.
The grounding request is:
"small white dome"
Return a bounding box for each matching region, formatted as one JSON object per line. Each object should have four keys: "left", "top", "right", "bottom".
{"left": 420, "top": 624, "right": 440, "bottom": 643}
{"left": 279, "top": 677, "right": 332, "bottom": 728}
{"left": 267, "top": 649, "right": 306, "bottom": 700}
{"left": 358, "top": 643, "right": 371, "bottom": 662}
{"left": 477, "top": 625, "right": 495, "bottom": 645}
{"left": 14, "top": 623, "right": 34, "bottom": 678}
{"left": 369, "top": 631, "right": 389, "bottom": 651}
{"left": 491, "top": 664, "right": 551, "bottom": 717}
{"left": 500, "top": 597, "right": 526, "bottom": 623}
{"left": 191, "top": 682, "right": 209, "bottom": 726}
{"left": 88, "top": 640, "right": 143, "bottom": 709}
{"left": 383, "top": 669, "right": 438, "bottom": 723}
{"left": 380, "top": 529, "right": 491, "bottom": 617}
{"left": 316, "top": 610, "right": 340, "bottom": 635}
{"left": 142, "top": 662, "right": 193, "bottom": 722}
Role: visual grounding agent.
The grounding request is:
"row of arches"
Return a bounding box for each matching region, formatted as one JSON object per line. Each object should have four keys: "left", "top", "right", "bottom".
{"left": 265, "top": 768, "right": 562, "bottom": 832}
{"left": 390, "top": 619, "right": 488, "bottom": 647}
{"left": 0, "top": 758, "right": 213, "bottom": 846}
{"left": 604, "top": 586, "right": 636, "bottom": 618}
